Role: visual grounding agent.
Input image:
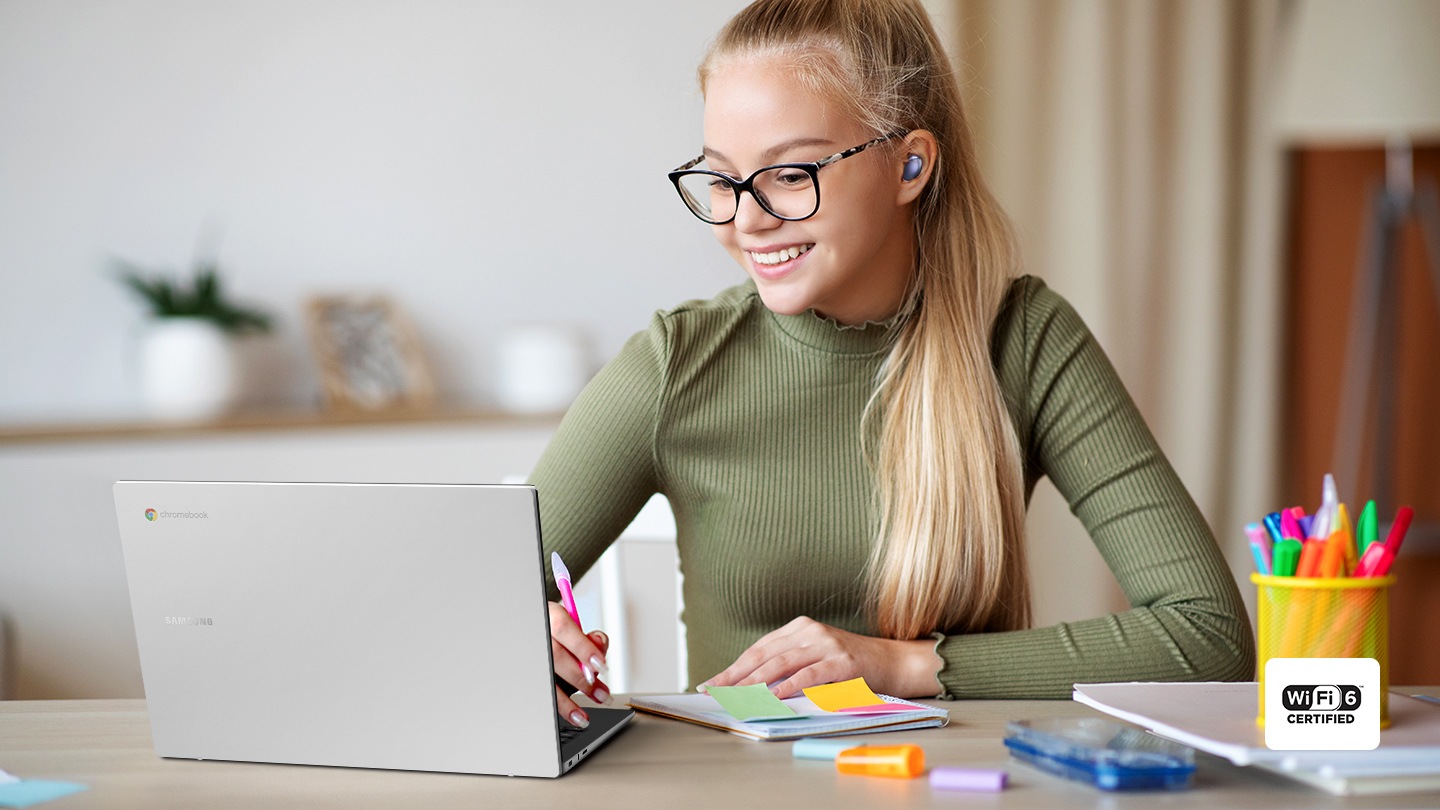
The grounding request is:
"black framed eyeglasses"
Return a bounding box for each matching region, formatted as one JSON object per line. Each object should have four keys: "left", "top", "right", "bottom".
{"left": 667, "top": 131, "right": 904, "bottom": 225}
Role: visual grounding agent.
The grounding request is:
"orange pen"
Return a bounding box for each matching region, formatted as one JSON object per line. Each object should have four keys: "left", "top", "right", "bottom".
{"left": 1336, "top": 503, "right": 1357, "bottom": 575}
{"left": 1318, "top": 529, "right": 1347, "bottom": 578}
{"left": 1296, "top": 539, "right": 1324, "bottom": 577}
{"left": 1277, "top": 507, "right": 1320, "bottom": 656}
{"left": 836, "top": 745, "right": 926, "bottom": 778}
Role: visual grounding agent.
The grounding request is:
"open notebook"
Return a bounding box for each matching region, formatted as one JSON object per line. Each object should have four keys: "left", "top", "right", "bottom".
{"left": 628, "top": 692, "right": 948, "bottom": 741}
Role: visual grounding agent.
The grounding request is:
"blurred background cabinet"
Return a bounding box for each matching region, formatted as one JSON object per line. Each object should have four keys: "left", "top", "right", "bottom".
{"left": 0, "top": 411, "right": 687, "bottom": 701}
{"left": 1283, "top": 145, "right": 1440, "bottom": 685}
{"left": 0, "top": 413, "right": 561, "bottom": 700}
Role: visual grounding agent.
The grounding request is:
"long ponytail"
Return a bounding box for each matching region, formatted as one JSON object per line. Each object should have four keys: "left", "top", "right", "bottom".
{"left": 701, "top": 0, "right": 1030, "bottom": 638}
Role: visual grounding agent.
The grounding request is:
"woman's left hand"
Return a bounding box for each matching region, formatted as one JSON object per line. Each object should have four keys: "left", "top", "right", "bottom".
{"left": 701, "top": 616, "right": 943, "bottom": 700}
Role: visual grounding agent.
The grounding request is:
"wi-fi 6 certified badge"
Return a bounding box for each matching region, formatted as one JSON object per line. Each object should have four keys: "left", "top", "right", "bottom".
{"left": 1265, "top": 657, "right": 1379, "bottom": 750}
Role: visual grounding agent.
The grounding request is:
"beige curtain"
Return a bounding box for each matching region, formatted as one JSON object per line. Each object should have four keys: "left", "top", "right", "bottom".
{"left": 924, "top": 0, "right": 1290, "bottom": 622}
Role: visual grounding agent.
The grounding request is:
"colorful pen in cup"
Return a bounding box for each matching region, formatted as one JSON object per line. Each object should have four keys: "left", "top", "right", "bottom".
{"left": 1354, "top": 506, "right": 1413, "bottom": 578}
{"left": 1357, "top": 500, "right": 1378, "bottom": 555}
{"left": 1245, "top": 523, "right": 1271, "bottom": 575}
{"left": 1271, "top": 539, "right": 1301, "bottom": 577}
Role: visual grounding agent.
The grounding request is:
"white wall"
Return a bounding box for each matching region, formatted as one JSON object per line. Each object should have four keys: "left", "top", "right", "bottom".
{"left": 0, "top": 0, "right": 747, "bottom": 421}
{"left": 0, "top": 0, "right": 1132, "bottom": 699}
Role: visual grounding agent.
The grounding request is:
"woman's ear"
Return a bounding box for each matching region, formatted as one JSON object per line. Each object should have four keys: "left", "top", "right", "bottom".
{"left": 895, "top": 129, "right": 938, "bottom": 205}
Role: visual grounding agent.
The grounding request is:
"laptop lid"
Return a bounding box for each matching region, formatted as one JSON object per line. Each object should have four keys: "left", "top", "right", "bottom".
{"left": 113, "top": 480, "right": 625, "bottom": 778}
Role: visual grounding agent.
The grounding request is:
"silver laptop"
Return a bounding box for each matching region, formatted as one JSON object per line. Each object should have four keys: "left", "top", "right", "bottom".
{"left": 113, "top": 481, "right": 632, "bottom": 778}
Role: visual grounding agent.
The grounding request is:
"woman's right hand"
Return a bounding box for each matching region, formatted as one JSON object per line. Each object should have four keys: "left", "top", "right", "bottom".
{"left": 549, "top": 601, "right": 612, "bottom": 728}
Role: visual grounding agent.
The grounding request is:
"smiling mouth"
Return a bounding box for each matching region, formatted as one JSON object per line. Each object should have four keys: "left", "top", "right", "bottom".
{"left": 748, "top": 244, "right": 813, "bottom": 266}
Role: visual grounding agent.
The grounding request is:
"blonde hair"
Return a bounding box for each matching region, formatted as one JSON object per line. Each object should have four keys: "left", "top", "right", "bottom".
{"left": 700, "top": 0, "right": 1030, "bottom": 639}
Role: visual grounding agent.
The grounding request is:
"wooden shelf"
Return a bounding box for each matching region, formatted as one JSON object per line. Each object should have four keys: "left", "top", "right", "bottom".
{"left": 0, "top": 405, "right": 563, "bottom": 446}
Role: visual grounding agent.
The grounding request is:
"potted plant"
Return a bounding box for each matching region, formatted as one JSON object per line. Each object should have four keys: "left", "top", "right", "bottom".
{"left": 115, "top": 257, "right": 273, "bottom": 421}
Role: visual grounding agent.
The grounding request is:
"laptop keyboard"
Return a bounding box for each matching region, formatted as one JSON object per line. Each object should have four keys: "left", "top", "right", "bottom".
{"left": 559, "top": 709, "right": 632, "bottom": 768}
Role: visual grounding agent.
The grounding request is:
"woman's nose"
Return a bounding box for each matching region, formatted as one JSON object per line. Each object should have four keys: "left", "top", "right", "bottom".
{"left": 732, "top": 190, "right": 780, "bottom": 233}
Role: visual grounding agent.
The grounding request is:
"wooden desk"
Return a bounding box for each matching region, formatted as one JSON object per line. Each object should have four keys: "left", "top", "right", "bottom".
{"left": 4, "top": 692, "right": 1439, "bottom": 809}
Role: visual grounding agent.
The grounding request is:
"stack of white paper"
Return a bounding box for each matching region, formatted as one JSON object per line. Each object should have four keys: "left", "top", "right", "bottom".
{"left": 1073, "top": 682, "right": 1440, "bottom": 796}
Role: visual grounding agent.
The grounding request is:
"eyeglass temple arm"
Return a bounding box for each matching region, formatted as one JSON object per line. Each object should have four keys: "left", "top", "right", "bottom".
{"left": 672, "top": 155, "right": 706, "bottom": 173}
{"left": 815, "top": 131, "right": 908, "bottom": 168}
{"left": 672, "top": 129, "right": 905, "bottom": 173}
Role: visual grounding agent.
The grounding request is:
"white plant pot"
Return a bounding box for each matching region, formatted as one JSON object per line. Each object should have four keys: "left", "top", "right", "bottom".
{"left": 138, "top": 318, "right": 238, "bottom": 421}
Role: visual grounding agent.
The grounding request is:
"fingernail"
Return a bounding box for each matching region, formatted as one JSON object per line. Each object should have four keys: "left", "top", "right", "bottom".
{"left": 593, "top": 686, "right": 611, "bottom": 705}
{"left": 696, "top": 682, "right": 710, "bottom": 694}
{"left": 589, "top": 655, "right": 609, "bottom": 677}
{"left": 582, "top": 664, "right": 596, "bottom": 685}
{"left": 569, "top": 710, "right": 590, "bottom": 729}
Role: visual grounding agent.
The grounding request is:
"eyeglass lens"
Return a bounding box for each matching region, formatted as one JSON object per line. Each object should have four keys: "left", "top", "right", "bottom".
{"left": 675, "top": 166, "right": 818, "bottom": 223}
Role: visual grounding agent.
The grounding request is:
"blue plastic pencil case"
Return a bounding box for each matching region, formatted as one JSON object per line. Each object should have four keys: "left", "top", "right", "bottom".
{"left": 1003, "top": 717, "right": 1195, "bottom": 791}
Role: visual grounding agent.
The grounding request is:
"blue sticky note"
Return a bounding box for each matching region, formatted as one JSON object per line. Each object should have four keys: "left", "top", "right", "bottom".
{"left": 0, "top": 780, "right": 88, "bottom": 808}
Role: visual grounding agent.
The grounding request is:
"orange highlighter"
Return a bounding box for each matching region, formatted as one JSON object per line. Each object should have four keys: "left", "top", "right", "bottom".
{"left": 1316, "top": 502, "right": 1355, "bottom": 578}
{"left": 1317, "top": 525, "right": 1347, "bottom": 578}
{"left": 836, "top": 745, "right": 926, "bottom": 778}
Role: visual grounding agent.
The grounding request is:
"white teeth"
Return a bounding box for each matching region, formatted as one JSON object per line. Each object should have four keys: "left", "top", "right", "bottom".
{"left": 749, "top": 244, "right": 811, "bottom": 265}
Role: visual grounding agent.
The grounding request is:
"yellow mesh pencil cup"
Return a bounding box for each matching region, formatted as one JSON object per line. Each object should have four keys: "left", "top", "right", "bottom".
{"left": 1252, "top": 573, "right": 1393, "bottom": 728}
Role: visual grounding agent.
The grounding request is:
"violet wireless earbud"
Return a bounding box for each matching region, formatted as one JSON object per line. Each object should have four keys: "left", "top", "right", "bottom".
{"left": 902, "top": 154, "right": 923, "bottom": 181}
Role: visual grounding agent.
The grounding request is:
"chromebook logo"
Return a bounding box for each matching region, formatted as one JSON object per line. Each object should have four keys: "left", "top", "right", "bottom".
{"left": 144, "top": 508, "right": 209, "bottom": 520}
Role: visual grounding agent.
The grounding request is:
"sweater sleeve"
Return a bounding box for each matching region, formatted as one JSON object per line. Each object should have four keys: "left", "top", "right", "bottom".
{"left": 527, "top": 316, "right": 668, "bottom": 600}
{"left": 932, "top": 278, "right": 1256, "bottom": 698}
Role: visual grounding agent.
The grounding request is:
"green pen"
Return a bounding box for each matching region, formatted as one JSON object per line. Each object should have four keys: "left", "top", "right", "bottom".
{"left": 1358, "top": 500, "right": 1378, "bottom": 554}
{"left": 1272, "top": 538, "right": 1302, "bottom": 577}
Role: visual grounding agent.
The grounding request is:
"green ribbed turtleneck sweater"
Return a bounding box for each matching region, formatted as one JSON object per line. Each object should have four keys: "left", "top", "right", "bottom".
{"left": 531, "top": 276, "right": 1255, "bottom": 698}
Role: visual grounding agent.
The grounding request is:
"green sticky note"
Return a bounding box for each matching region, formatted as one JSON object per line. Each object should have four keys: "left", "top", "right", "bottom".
{"left": 706, "top": 684, "right": 801, "bottom": 721}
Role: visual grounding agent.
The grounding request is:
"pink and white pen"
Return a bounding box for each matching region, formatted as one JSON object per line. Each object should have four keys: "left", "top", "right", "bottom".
{"left": 550, "top": 551, "right": 583, "bottom": 631}
{"left": 552, "top": 551, "right": 608, "bottom": 688}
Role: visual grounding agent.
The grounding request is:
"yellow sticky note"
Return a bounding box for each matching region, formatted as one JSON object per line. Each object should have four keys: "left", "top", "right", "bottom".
{"left": 803, "top": 677, "right": 887, "bottom": 712}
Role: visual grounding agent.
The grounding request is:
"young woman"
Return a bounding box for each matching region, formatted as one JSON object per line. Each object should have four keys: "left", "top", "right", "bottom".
{"left": 533, "top": 0, "right": 1254, "bottom": 730}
